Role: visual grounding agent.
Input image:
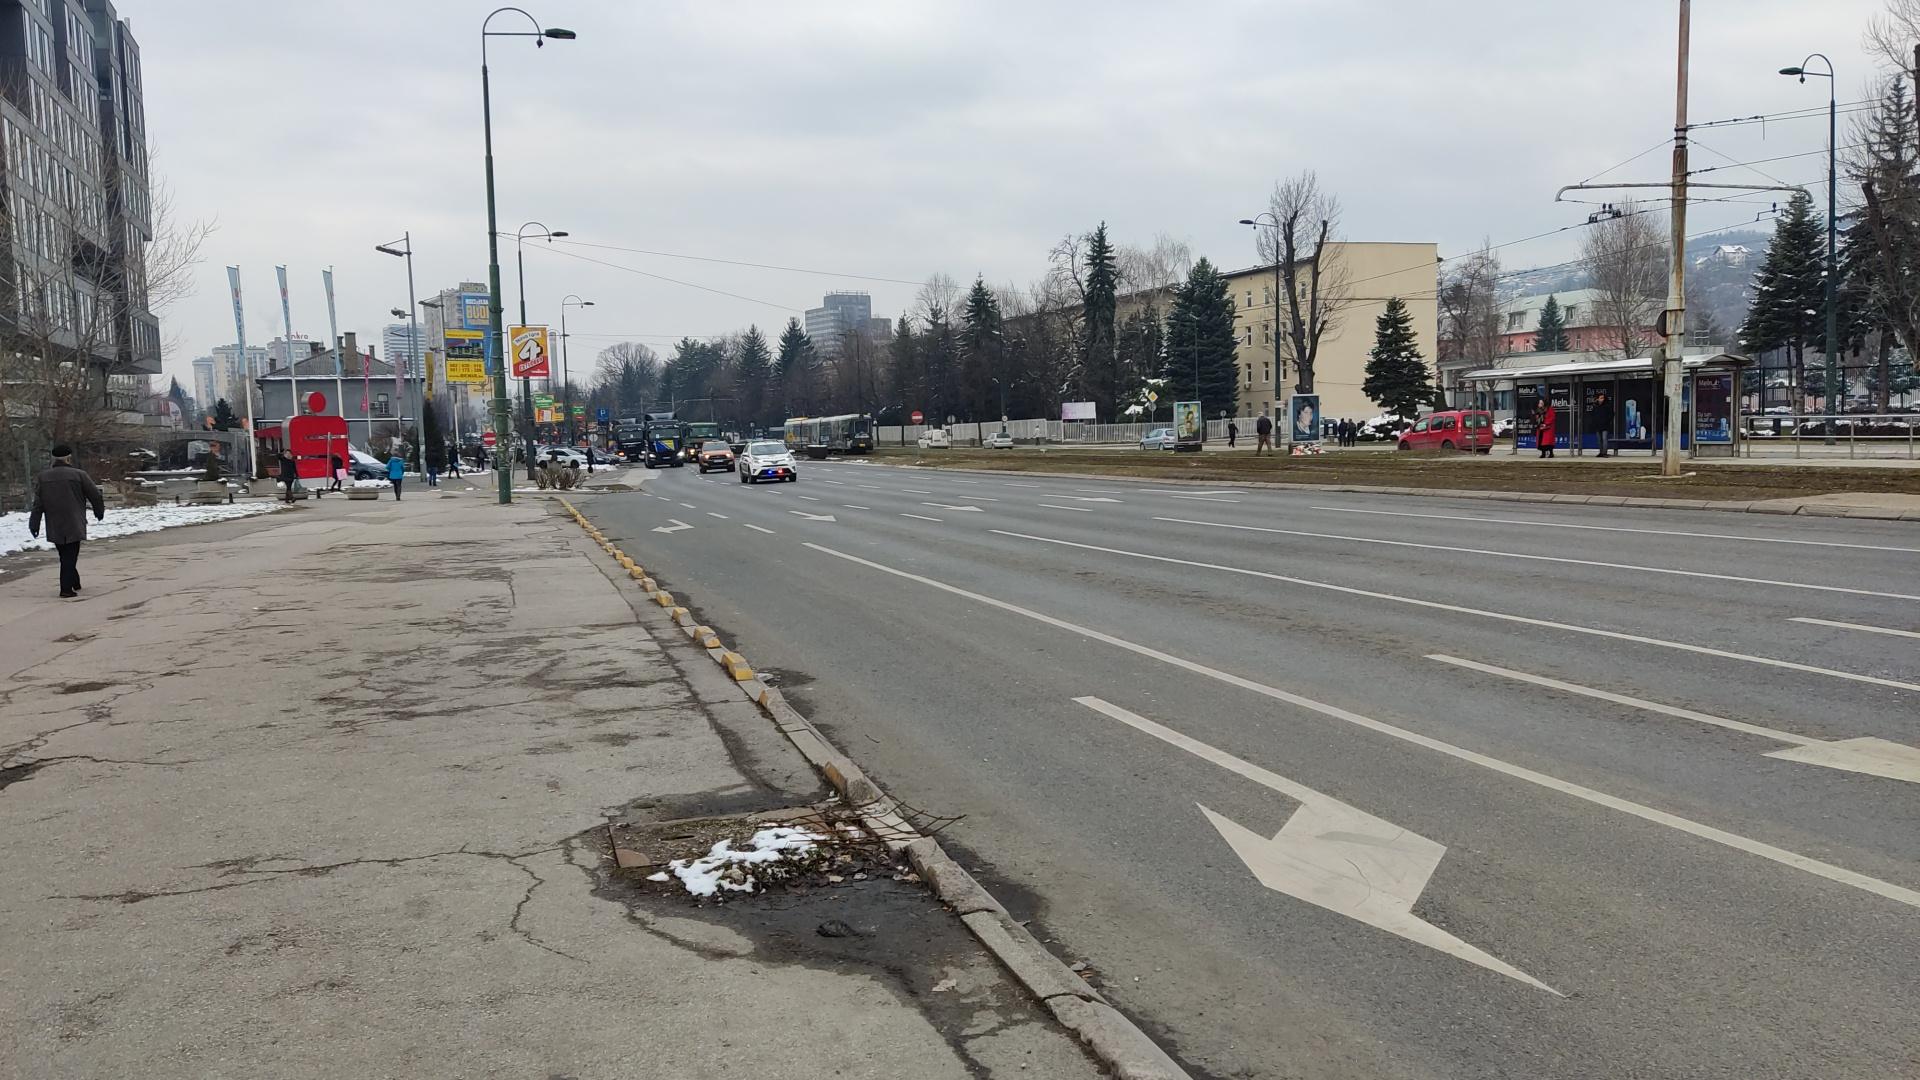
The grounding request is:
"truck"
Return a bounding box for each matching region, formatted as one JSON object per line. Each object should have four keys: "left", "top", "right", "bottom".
{"left": 637, "top": 414, "right": 688, "bottom": 468}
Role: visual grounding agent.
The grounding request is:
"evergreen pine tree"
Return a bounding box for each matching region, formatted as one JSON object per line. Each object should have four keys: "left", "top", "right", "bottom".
{"left": 921, "top": 303, "right": 959, "bottom": 423}
{"left": 1081, "top": 224, "right": 1121, "bottom": 415}
{"left": 1116, "top": 307, "right": 1166, "bottom": 418}
{"left": 1163, "top": 258, "right": 1239, "bottom": 417}
{"left": 211, "top": 398, "right": 237, "bottom": 431}
{"left": 775, "top": 318, "right": 817, "bottom": 417}
{"left": 888, "top": 318, "right": 921, "bottom": 419}
{"left": 733, "top": 325, "right": 773, "bottom": 429}
{"left": 1532, "top": 294, "right": 1570, "bottom": 352}
{"left": 1362, "top": 297, "right": 1435, "bottom": 419}
{"left": 1740, "top": 190, "right": 1827, "bottom": 395}
{"left": 961, "top": 277, "right": 1004, "bottom": 420}
{"left": 423, "top": 403, "right": 445, "bottom": 471}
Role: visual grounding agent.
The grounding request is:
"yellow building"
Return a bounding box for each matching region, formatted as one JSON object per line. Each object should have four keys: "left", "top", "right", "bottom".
{"left": 1221, "top": 242, "right": 1439, "bottom": 423}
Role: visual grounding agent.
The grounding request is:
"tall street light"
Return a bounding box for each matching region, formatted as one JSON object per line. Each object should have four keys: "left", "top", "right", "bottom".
{"left": 481, "top": 7, "right": 575, "bottom": 503}
{"left": 515, "top": 220, "right": 567, "bottom": 475}
{"left": 1239, "top": 214, "right": 1286, "bottom": 416}
{"left": 1780, "top": 55, "right": 1839, "bottom": 435}
{"left": 375, "top": 235, "right": 423, "bottom": 464}
{"left": 560, "top": 293, "right": 592, "bottom": 458}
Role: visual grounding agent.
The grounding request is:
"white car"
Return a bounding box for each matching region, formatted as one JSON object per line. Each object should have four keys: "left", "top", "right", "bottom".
{"left": 917, "top": 429, "right": 952, "bottom": 449}
{"left": 737, "top": 440, "right": 798, "bottom": 484}
{"left": 983, "top": 430, "right": 1014, "bottom": 449}
{"left": 536, "top": 446, "right": 588, "bottom": 468}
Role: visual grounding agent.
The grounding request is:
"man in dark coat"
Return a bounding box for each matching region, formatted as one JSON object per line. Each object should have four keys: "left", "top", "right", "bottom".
{"left": 27, "top": 444, "right": 105, "bottom": 599}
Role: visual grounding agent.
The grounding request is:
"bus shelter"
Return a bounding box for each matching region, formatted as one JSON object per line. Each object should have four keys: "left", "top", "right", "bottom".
{"left": 1458, "top": 354, "right": 1746, "bottom": 457}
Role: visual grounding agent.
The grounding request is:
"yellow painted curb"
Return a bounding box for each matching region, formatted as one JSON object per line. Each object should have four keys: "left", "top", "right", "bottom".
{"left": 628, "top": 566, "right": 647, "bottom": 580}
{"left": 693, "top": 626, "right": 720, "bottom": 649}
{"left": 654, "top": 591, "right": 675, "bottom": 608}
{"left": 720, "top": 651, "right": 755, "bottom": 682}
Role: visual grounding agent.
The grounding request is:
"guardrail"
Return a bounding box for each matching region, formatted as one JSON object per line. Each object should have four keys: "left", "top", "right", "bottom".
{"left": 1739, "top": 413, "right": 1920, "bottom": 459}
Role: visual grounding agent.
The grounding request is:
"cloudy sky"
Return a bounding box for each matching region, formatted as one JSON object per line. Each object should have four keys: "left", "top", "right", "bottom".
{"left": 143, "top": 0, "right": 1891, "bottom": 391}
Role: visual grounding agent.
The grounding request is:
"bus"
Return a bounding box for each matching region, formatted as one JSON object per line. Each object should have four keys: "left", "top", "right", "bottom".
{"left": 783, "top": 414, "right": 874, "bottom": 455}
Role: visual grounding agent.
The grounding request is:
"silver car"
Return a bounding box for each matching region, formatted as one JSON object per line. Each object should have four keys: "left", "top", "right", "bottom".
{"left": 1140, "top": 427, "right": 1176, "bottom": 450}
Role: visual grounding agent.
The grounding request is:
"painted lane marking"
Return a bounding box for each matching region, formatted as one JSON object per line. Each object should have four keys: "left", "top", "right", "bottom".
{"left": 1427, "top": 655, "right": 1920, "bottom": 785}
{"left": 1141, "top": 488, "right": 1246, "bottom": 495}
{"left": 651, "top": 519, "right": 694, "bottom": 535}
{"left": 706, "top": 513, "right": 729, "bottom": 520}
{"left": 818, "top": 479, "right": 846, "bottom": 485}
{"left": 990, "top": 529, "right": 1920, "bottom": 695}
{"left": 788, "top": 510, "right": 837, "bottom": 522}
{"left": 679, "top": 502, "right": 698, "bottom": 510}
{"left": 1077, "top": 697, "right": 1555, "bottom": 993}
{"left": 742, "top": 523, "right": 775, "bottom": 534}
{"left": 1072, "top": 488, "right": 1126, "bottom": 494}
{"left": 950, "top": 479, "right": 980, "bottom": 484}
{"left": 1308, "top": 505, "right": 1920, "bottom": 555}
{"left": 1791, "top": 617, "right": 1920, "bottom": 640}
{"left": 1155, "top": 516, "right": 1920, "bottom": 604}
{"left": 857, "top": 485, "right": 882, "bottom": 491}
{"left": 1040, "top": 493, "right": 1121, "bottom": 503}
{"left": 923, "top": 502, "right": 984, "bottom": 512}
{"left": 902, "top": 488, "right": 934, "bottom": 494}
{"left": 796, "top": 494, "right": 821, "bottom": 501}
{"left": 1039, "top": 503, "right": 1095, "bottom": 512}
{"left": 900, "top": 513, "right": 942, "bottom": 522}
{"left": 842, "top": 504, "right": 872, "bottom": 510}
{"left": 800, "top": 541, "right": 1920, "bottom": 912}
{"left": 1166, "top": 495, "right": 1243, "bottom": 503}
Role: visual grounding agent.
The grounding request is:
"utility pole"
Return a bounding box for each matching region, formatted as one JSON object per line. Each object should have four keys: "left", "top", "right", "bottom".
{"left": 1659, "top": 0, "right": 1691, "bottom": 477}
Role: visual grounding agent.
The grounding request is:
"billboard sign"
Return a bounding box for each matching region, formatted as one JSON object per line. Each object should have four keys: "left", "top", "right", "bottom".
{"left": 509, "top": 325, "right": 550, "bottom": 378}
{"left": 459, "top": 293, "right": 491, "bottom": 330}
{"left": 1288, "top": 394, "right": 1321, "bottom": 443}
{"left": 1061, "top": 401, "right": 1097, "bottom": 421}
{"left": 1173, "top": 400, "right": 1202, "bottom": 444}
{"left": 444, "top": 360, "right": 489, "bottom": 385}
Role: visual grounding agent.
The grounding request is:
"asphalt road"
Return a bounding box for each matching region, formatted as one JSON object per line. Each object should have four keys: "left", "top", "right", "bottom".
{"left": 591, "top": 457, "right": 1920, "bottom": 1080}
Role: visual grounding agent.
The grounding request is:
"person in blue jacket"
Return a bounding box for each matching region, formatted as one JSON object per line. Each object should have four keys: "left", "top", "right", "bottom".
{"left": 386, "top": 452, "right": 405, "bottom": 500}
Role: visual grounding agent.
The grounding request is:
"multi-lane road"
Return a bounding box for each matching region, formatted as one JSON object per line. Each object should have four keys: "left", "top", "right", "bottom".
{"left": 591, "top": 458, "right": 1920, "bottom": 1080}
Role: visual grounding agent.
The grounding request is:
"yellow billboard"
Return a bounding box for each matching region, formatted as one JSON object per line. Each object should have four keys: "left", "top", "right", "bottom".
{"left": 445, "top": 359, "right": 489, "bottom": 385}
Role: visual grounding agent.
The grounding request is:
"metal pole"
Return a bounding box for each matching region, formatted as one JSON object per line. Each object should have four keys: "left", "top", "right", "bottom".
{"left": 227, "top": 266, "right": 255, "bottom": 479}
{"left": 515, "top": 234, "right": 538, "bottom": 477}
{"left": 403, "top": 233, "right": 423, "bottom": 470}
{"left": 1824, "top": 68, "right": 1839, "bottom": 443}
{"left": 277, "top": 265, "right": 298, "bottom": 424}
{"left": 482, "top": 49, "right": 511, "bottom": 504}
{"left": 323, "top": 268, "right": 345, "bottom": 444}
{"left": 1660, "top": 0, "right": 1690, "bottom": 477}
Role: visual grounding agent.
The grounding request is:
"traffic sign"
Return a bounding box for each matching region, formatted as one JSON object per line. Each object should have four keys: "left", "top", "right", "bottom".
{"left": 596, "top": 407, "right": 610, "bottom": 422}
{"left": 508, "top": 325, "right": 550, "bottom": 378}
{"left": 910, "top": 410, "right": 924, "bottom": 424}
{"left": 481, "top": 431, "right": 497, "bottom": 447}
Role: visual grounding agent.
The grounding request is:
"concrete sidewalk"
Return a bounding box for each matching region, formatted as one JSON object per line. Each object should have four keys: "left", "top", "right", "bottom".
{"left": 0, "top": 493, "right": 1100, "bottom": 1079}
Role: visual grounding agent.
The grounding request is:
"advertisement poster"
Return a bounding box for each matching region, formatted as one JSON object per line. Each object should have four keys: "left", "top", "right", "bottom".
{"left": 1694, "top": 372, "right": 1733, "bottom": 443}
{"left": 1288, "top": 394, "right": 1321, "bottom": 443}
{"left": 1514, "top": 384, "right": 1540, "bottom": 449}
{"left": 1173, "top": 400, "right": 1203, "bottom": 444}
{"left": 1061, "top": 401, "right": 1097, "bottom": 421}
{"left": 1617, "top": 377, "right": 1654, "bottom": 445}
{"left": 509, "top": 325, "right": 551, "bottom": 379}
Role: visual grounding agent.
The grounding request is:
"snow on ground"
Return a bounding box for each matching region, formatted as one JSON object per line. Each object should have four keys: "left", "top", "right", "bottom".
{"left": 646, "top": 826, "right": 828, "bottom": 898}
{"left": 0, "top": 502, "right": 285, "bottom": 560}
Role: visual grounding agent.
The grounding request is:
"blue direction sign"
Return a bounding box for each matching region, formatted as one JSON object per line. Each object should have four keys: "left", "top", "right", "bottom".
{"left": 596, "top": 407, "right": 610, "bottom": 422}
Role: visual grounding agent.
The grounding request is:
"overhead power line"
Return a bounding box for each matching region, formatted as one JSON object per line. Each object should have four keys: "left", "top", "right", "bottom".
{"left": 548, "top": 238, "right": 929, "bottom": 287}
{"left": 525, "top": 243, "right": 802, "bottom": 313}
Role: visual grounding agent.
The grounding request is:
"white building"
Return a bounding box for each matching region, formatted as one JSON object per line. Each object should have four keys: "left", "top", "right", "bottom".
{"left": 805, "top": 292, "right": 879, "bottom": 357}
{"left": 383, "top": 323, "right": 424, "bottom": 377}
{"left": 192, "top": 356, "right": 216, "bottom": 411}
{"left": 209, "top": 344, "right": 269, "bottom": 410}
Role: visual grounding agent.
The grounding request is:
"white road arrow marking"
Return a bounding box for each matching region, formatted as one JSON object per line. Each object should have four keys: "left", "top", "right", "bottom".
{"left": 1041, "top": 493, "right": 1121, "bottom": 503}
{"left": 1075, "top": 696, "right": 1556, "bottom": 994}
{"left": 923, "top": 502, "right": 984, "bottom": 512}
{"left": 651, "top": 519, "right": 694, "bottom": 534}
{"left": 1430, "top": 654, "right": 1920, "bottom": 784}
{"left": 788, "top": 510, "right": 837, "bottom": 522}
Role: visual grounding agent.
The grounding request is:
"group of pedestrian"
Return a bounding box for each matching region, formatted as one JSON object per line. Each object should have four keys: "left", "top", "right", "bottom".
{"left": 1331, "top": 418, "right": 1362, "bottom": 447}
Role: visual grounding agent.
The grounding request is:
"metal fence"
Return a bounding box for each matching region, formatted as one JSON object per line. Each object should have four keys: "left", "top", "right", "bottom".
{"left": 875, "top": 418, "right": 1247, "bottom": 447}
{"left": 1738, "top": 413, "right": 1920, "bottom": 459}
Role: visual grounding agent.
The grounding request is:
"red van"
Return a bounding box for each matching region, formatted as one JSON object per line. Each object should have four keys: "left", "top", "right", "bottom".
{"left": 1396, "top": 410, "right": 1493, "bottom": 453}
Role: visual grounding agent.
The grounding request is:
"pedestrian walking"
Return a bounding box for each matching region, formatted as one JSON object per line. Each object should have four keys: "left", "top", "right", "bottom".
{"left": 1587, "top": 391, "right": 1611, "bottom": 457}
{"left": 1537, "top": 402, "right": 1557, "bottom": 459}
{"left": 278, "top": 451, "right": 299, "bottom": 503}
{"left": 1254, "top": 412, "right": 1273, "bottom": 454}
{"left": 328, "top": 453, "right": 345, "bottom": 492}
{"left": 1333, "top": 419, "right": 1347, "bottom": 447}
{"left": 425, "top": 454, "right": 440, "bottom": 489}
{"left": 445, "top": 445, "right": 462, "bottom": 478}
{"left": 386, "top": 452, "right": 405, "bottom": 499}
{"left": 27, "top": 444, "right": 105, "bottom": 599}
{"left": 1227, "top": 419, "right": 1239, "bottom": 448}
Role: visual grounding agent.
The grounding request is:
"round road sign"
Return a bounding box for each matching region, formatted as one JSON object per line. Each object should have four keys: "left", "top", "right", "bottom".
{"left": 481, "top": 431, "right": 498, "bottom": 447}
{"left": 910, "top": 410, "right": 924, "bottom": 424}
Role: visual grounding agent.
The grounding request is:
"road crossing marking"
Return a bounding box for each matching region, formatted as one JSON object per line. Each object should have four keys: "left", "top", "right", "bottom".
{"left": 1308, "top": 505, "right": 1920, "bottom": 554}
{"left": 1427, "top": 655, "right": 1920, "bottom": 784}
{"left": 1791, "top": 617, "right": 1920, "bottom": 640}
{"left": 801, "top": 540, "right": 1920, "bottom": 913}
{"left": 1155, "top": 516, "right": 1920, "bottom": 603}
{"left": 742, "top": 523, "right": 775, "bottom": 534}
{"left": 900, "top": 513, "right": 942, "bottom": 522}
{"left": 992, "top": 529, "right": 1920, "bottom": 695}
{"left": 1077, "top": 696, "right": 1556, "bottom": 993}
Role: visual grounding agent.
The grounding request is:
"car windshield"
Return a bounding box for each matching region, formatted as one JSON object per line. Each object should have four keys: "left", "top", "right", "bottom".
{"left": 703, "top": 441, "right": 730, "bottom": 451}
{"left": 748, "top": 442, "right": 785, "bottom": 455}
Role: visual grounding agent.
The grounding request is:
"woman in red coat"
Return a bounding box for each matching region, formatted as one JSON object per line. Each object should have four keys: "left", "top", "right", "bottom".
{"left": 1536, "top": 402, "right": 1557, "bottom": 458}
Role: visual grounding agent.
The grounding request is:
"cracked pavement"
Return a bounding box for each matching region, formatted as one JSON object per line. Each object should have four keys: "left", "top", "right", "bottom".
{"left": 0, "top": 492, "right": 1101, "bottom": 1079}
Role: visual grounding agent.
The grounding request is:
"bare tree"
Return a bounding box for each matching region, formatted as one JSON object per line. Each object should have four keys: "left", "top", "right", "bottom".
{"left": 914, "top": 273, "right": 962, "bottom": 323}
{"left": 1865, "top": 0, "right": 1920, "bottom": 71}
{"left": 1260, "top": 171, "right": 1350, "bottom": 394}
{"left": 1579, "top": 202, "right": 1667, "bottom": 359}
{"left": 1116, "top": 233, "right": 1193, "bottom": 295}
{"left": 1438, "top": 242, "right": 1504, "bottom": 382}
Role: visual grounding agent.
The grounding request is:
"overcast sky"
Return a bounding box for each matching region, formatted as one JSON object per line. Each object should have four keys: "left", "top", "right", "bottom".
{"left": 144, "top": 0, "right": 1890, "bottom": 392}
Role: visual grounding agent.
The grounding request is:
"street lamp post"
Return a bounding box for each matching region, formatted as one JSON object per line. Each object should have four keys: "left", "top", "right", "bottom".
{"left": 514, "top": 221, "right": 567, "bottom": 476}
{"left": 375, "top": 236, "right": 422, "bottom": 465}
{"left": 560, "top": 294, "right": 592, "bottom": 464}
{"left": 1780, "top": 55, "right": 1839, "bottom": 438}
{"left": 481, "top": 7, "right": 574, "bottom": 503}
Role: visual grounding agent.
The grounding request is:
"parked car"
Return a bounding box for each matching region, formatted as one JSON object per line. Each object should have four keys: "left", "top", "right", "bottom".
{"left": 1491, "top": 416, "right": 1516, "bottom": 439}
{"left": 737, "top": 440, "right": 798, "bottom": 483}
{"left": 1356, "top": 415, "right": 1413, "bottom": 443}
{"left": 696, "top": 439, "right": 736, "bottom": 473}
{"left": 1140, "top": 427, "right": 1177, "bottom": 450}
{"left": 983, "top": 430, "right": 1014, "bottom": 449}
{"left": 536, "top": 446, "right": 589, "bottom": 468}
{"left": 347, "top": 448, "right": 387, "bottom": 480}
{"left": 917, "top": 428, "right": 952, "bottom": 449}
{"left": 1396, "top": 409, "right": 1494, "bottom": 453}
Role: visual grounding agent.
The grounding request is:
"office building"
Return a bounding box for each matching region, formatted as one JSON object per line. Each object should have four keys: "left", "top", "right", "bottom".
{"left": 0, "top": 0, "right": 158, "bottom": 383}
{"left": 383, "top": 322, "right": 423, "bottom": 377}
{"left": 805, "top": 291, "right": 879, "bottom": 357}
{"left": 191, "top": 355, "right": 214, "bottom": 409}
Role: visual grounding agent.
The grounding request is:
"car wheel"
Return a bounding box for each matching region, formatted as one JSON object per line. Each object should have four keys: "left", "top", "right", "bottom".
{"left": 1397, "top": 441, "right": 1411, "bottom": 452}
{"left": 1441, "top": 440, "right": 1454, "bottom": 451}
{"left": 787, "top": 475, "right": 797, "bottom": 483}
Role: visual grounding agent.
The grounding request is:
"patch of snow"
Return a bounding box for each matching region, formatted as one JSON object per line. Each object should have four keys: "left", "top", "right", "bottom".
{"left": 655, "top": 826, "right": 827, "bottom": 898}
{"left": 350, "top": 478, "right": 391, "bottom": 489}
{"left": 0, "top": 502, "right": 286, "bottom": 558}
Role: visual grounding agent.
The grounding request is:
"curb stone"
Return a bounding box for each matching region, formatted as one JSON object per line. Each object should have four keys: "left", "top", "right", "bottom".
{"left": 562, "top": 503, "right": 1191, "bottom": 1080}
{"left": 859, "top": 460, "right": 1920, "bottom": 525}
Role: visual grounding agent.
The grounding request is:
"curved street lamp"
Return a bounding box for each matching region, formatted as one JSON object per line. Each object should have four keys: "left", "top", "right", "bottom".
{"left": 1239, "top": 213, "right": 1287, "bottom": 398}
{"left": 1779, "top": 54, "right": 1839, "bottom": 436}
{"left": 480, "top": 6, "right": 575, "bottom": 502}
